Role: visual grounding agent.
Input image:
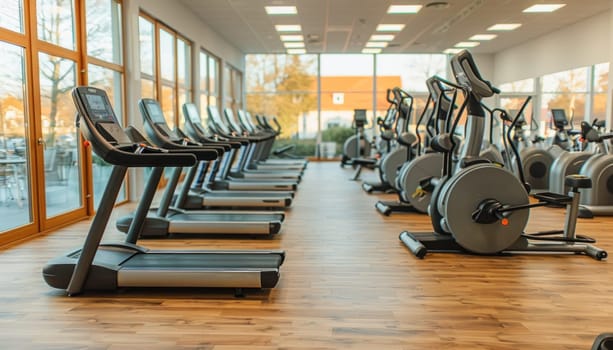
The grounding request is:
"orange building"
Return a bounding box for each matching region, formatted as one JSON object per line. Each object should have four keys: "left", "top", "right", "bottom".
{"left": 299, "top": 75, "right": 402, "bottom": 138}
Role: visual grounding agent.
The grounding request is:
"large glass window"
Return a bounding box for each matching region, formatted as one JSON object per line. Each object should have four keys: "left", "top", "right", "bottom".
{"left": 37, "top": 0, "right": 76, "bottom": 50}
{"left": 246, "top": 54, "right": 318, "bottom": 156}
{"left": 86, "top": 0, "right": 125, "bottom": 209}
{"left": 320, "top": 54, "right": 373, "bottom": 157}
{"left": 0, "top": 42, "right": 31, "bottom": 232}
{"left": 246, "top": 53, "right": 450, "bottom": 158}
{"left": 138, "top": 13, "right": 193, "bottom": 128}
{"left": 375, "top": 54, "right": 448, "bottom": 136}
{"left": 498, "top": 78, "right": 536, "bottom": 130}
{"left": 139, "top": 16, "right": 155, "bottom": 99}
{"left": 86, "top": 0, "right": 122, "bottom": 64}
{"left": 0, "top": 0, "right": 24, "bottom": 33}
{"left": 541, "top": 67, "right": 589, "bottom": 127}
{"left": 199, "top": 50, "right": 220, "bottom": 117}
{"left": 592, "top": 62, "right": 609, "bottom": 121}
{"left": 39, "top": 52, "right": 81, "bottom": 217}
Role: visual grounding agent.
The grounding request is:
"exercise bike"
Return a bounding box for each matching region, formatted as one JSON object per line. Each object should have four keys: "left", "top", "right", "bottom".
{"left": 399, "top": 50, "right": 606, "bottom": 261}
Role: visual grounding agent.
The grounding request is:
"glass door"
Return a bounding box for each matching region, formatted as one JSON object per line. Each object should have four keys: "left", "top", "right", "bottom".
{"left": 0, "top": 42, "right": 34, "bottom": 233}
{"left": 32, "top": 0, "right": 86, "bottom": 229}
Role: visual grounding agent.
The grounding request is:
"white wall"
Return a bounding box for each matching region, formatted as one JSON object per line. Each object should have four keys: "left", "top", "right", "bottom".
{"left": 121, "top": 0, "right": 245, "bottom": 197}
{"left": 493, "top": 11, "right": 610, "bottom": 85}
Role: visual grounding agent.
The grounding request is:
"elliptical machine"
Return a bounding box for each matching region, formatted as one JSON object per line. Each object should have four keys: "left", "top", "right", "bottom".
{"left": 398, "top": 50, "right": 606, "bottom": 261}
{"left": 362, "top": 88, "right": 413, "bottom": 193}
{"left": 361, "top": 88, "right": 402, "bottom": 193}
{"left": 393, "top": 75, "right": 458, "bottom": 215}
{"left": 577, "top": 120, "right": 613, "bottom": 218}
{"left": 341, "top": 109, "right": 372, "bottom": 167}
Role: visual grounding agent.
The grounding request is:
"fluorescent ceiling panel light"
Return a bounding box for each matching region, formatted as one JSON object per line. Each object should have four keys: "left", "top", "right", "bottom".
{"left": 469, "top": 34, "right": 497, "bottom": 41}
{"left": 455, "top": 41, "right": 480, "bottom": 48}
{"left": 487, "top": 23, "right": 522, "bottom": 31}
{"left": 362, "top": 48, "right": 382, "bottom": 54}
{"left": 287, "top": 48, "right": 306, "bottom": 54}
{"left": 275, "top": 24, "right": 302, "bottom": 32}
{"left": 365, "top": 42, "right": 388, "bottom": 48}
{"left": 376, "top": 24, "right": 405, "bottom": 32}
{"left": 387, "top": 5, "right": 422, "bottom": 14}
{"left": 284, "top": 42, "right": 305, "bottom": 48}
{"left": 370, "top": 34, "right": 395, "bottom": 41}
{"left": 523, "top": 4, "right": 566, "bottom": 13}
{"left": 280, "top": 34, "right": 304, "bottom": 41}
{"left": 265, "top": 6, "right": 297, "bottom": 15}
{"left": 443, "top": 48, "right": 463, "bottom": 54}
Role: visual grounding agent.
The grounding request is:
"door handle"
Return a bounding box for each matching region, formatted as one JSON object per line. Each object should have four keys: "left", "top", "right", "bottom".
{"left": 37, "top": 137, "right": 46, "bottom": 150}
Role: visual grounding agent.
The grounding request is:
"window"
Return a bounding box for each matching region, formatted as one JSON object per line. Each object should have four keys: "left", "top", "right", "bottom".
{"left": 245, "top": 53, "right": 449, "bottom": 158}
{"left": 375, "top": 54, "right": 448, "bottom": 136}
{"left": 541, "top": 67, "right": 589, "bottom": 126}
{"left": 37, "top": 0, "right": 76, "bottom": 50}
{"left": 86, "top": 0, "right": 125, "bottom": 209}
{"left": 199, "top": 50, "right": 221, "bottom": 117}
{"left": 246, "top": 54, "right": 318, "bottom": 156}
{"left": 224, "top": 64, "right": 244, "bottom": 116}
{"left": 0, "top": 0, "right": 24, "bottom": 33}
{"left": 139, "top": 16, "right": 156, "bottom": 99}
{"left": 592, "top": 63, "right": 609, "bottom": 121}
{"left": 138, "top": 13, "right": 193, "bottom": 128}
{"left": 498, "top": 78, "right": 535, "bottom": 127}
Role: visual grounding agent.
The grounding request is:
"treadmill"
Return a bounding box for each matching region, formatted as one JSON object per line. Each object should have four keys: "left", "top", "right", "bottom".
{"left": 207, "top": 107, "right": 303, "bottom": 181}
{"left": 114, "top": 100, "right": 287, "bottom": 237}
{"left": 140, "top": 99, "right": 294, "bottom": 209}
{"left": 223, "top": 108, "right": 304, "bottom": 171}
{"left": 183, "top": 104, "right": 298, "bottom": 191}
{"left": 43, "top": 86, "right": 284, "bottom": 295}
{"left": 237, "top": 110, "right": 308, "bottom": 168}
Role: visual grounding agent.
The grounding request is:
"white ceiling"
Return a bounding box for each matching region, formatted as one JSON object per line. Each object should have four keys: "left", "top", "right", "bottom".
{"left": 178, "top": 0, "right": 611, "bottom": 54}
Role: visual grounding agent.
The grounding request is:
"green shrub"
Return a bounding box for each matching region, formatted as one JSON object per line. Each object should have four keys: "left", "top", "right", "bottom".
{"left": 322, "top": 126, "right": 354, "bottom": 144}
{"left": 273, "top": 138, "right": 317, "bottom": 157}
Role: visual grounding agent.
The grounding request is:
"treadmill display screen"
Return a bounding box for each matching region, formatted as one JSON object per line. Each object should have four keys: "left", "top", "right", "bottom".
{"left": 147, "top": 102, "right": 166, "bottom": 124}
{"left": 552, "top": 109, "right": 567, "bottom": 127}
{"left": 354, "top": 109, "right": 367, "bottom": 123}
{"left": 85, "top": 93, "right": 114, "bottom": 122}
{"left": 185, "top": 104, "right": 202, "bottom": 123}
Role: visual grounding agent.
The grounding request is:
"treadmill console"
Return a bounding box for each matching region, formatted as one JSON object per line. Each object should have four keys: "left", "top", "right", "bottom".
{"left": 224, "top": 108, "right": 244, "bottom": 134}
{"left": 75, "top": 87, "right": 131, "bottom": 145}
{"left": 208, "top": 106, "right": 233, "bottom": 135}
{"left": 237, "top": 110, "right": 255, "bottom": 133}
{"left": 183, "top": 103, "right": 210, "bottom": 136}
{"left": 353, "top": 109, "right": 367, "bottom": 128}
{"left": 141, "top": 99, "right": 179, "bottom": 139}
{"left": 551, "top": 109, "right": 568, "bottom": 130}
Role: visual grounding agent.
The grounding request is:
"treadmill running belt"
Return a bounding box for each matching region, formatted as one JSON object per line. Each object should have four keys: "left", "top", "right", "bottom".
{"left": 125, "top": 253, "right": 284, "bottom": 269}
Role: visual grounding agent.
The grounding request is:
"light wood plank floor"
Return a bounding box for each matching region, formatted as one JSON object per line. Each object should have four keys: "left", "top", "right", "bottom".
{"left": 1, "top": 162, "right": 612, "bottom": 349}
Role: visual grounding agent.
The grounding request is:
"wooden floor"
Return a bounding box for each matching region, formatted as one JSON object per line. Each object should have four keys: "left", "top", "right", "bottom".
{"left": 1, "top": 162, "right": 612, "bottom": 349}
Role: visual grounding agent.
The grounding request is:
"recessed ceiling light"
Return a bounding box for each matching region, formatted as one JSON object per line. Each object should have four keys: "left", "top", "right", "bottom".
{"left": 443, "top": 48, "right": 463, "bottom": 54}
{"left": 362, "top": 48, "right": 382, "bottom": 54}
{"left": 370, "top": 34, "right": 395, "bottom": 41}
{"left": 287, "top": 48, "right": 306, "bottom": 54}
{"left": 275, "top": 24, "right": 302, "bottom": 32}
{"left": 523, "top": 4, "right": 566, "bottom": 13}
{"left": 284, "top": 42, "right": 305, "bottom": 48}
{"left": 280, "top": 34, "right": 304, "bottom": 41}
{"left": 455, "top": 41, "right": 480, "bottom": 48}
{"left": 487, "top": 23, "right": 522, "bottom": 31}
{"left": 265, "top": 6, "right": 297, "bottom": 15}
{"left": 366, "top": 42, "right": 389, "bottom": 48}
{"left": 469, "top": 34, "right": 497, "bottom": 41}
{"left": 376, "top": 24, "right": 405, "bottom": 32}
{"left": 387, "top": 5, "right": 423, "bottom": 14}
